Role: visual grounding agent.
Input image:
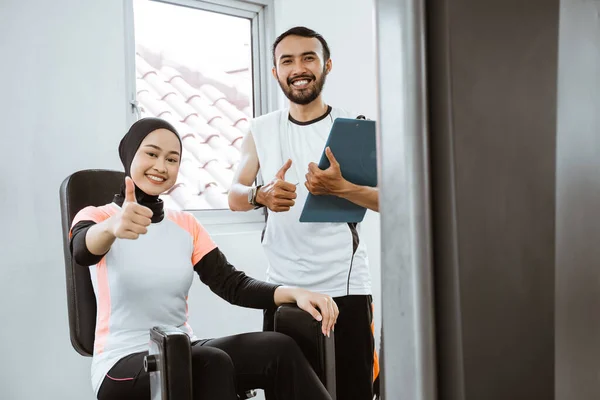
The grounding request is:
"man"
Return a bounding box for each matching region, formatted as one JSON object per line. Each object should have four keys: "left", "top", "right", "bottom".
{"left": 228, "top": 26, "right": 379, "bottom": 399}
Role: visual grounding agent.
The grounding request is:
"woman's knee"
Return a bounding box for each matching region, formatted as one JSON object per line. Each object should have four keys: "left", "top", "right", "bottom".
{"left": 191, "top": 345, "right": 235, "bottom": 375}
{"left": 190, "top": 345, "right": 238, "bottom": 399}
{"left": 263, "top": 332, "right": 304, "bottom": 360}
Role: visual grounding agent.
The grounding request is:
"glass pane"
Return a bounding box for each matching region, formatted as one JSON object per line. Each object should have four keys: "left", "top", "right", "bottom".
{"left": 133, "top": 0, "right": 253, "bottom": 210}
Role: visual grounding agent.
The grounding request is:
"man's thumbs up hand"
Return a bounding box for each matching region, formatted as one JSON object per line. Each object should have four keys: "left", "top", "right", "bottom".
{"left": 255, "top": 159, "right": 297, "bottom": 213}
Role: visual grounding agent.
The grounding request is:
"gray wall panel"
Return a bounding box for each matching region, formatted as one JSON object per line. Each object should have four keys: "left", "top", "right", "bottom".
{"left": 555, "top": 1, "right": 600, "bottom": 399}
{"left": 428, "top": 1, "right": 558, "bottom": 399}
{"left": 375, "top": 0, "right": 437, "bottom": 398}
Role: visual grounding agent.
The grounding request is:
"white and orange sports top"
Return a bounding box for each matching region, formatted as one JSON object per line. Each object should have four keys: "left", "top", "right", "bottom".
{"left": 71, "top": 204, "right": 214, "bottom": 394}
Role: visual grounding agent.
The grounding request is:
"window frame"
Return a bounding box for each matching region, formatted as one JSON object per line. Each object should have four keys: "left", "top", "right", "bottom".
{"left": 123, "top": 0, "right": 276, "bottom": 226}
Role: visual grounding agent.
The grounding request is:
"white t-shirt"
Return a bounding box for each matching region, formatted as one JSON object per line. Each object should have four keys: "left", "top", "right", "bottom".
{"left": 251, "top": 106, "right": 372, "bottom": 298}
{"left": 71, "top": 204, "right": 216, "bottom": 395}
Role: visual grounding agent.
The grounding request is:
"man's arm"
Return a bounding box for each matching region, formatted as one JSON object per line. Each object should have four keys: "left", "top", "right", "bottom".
{"left": 229, "top": 131, "right": 298, "bottom": 212}
{"left": 228, "top": 132, "right": 260, "bottom": 212}
{"left": 335, "top": 183, "right": 379, "bottom": 212}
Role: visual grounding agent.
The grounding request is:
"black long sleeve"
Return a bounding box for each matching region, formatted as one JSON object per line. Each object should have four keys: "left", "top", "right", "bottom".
{"left": 70, "top": 220, "right": 107, "bottom": 266}
{"left": 194, "top": 248, "right": 280, "bottom": 309}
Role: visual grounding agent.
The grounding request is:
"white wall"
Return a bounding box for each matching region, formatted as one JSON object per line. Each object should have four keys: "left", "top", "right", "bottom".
{"left": 0, "top": 0, "right": 379, "bottom": 398}
{"left": 0, "top": 1, "right": 127, "bottom": 398}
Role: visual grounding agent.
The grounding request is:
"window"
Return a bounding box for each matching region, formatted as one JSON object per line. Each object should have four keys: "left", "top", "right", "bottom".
{"left": 126, "top": 0, "right": 273, "bottom": 215}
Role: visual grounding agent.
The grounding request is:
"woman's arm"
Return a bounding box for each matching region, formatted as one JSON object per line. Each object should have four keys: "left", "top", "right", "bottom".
{"left": 193, "top": 248, "right": 279, "bottom": 309}
{"left": 70, "top": 219, "right": 115, "bottom": 266}
{"left": 84, "top": 219, "right": 118, "bottom": 255}
{"left": 70, "top": 178, "right": 153, "bottom": 265}
{"left": 194, "top": 249, "right": 339, "bottom": 336}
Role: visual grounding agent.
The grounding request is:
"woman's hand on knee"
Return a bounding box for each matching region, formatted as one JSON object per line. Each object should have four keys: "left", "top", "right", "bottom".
{"left": 309, "top": 293, "right": 338, "bottom": 338}
{"left": 276, "top": 287, "right": 339, "bottom": 337}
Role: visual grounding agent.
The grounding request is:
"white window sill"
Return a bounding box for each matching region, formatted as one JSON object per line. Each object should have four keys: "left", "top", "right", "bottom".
{"left": 190, "top": 208, "right": 266, "bottom": 236}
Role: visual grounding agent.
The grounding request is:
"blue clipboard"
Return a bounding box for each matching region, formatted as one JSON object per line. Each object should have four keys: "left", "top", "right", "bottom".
{"left": 299, "top": 117, "right": 378, "bottom": 223}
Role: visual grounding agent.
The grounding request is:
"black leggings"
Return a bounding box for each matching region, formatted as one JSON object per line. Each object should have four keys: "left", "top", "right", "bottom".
{"left": 97, "top": 331, "right": 331, "bottom": 400}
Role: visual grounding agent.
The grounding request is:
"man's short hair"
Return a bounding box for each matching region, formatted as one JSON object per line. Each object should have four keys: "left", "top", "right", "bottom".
{"left": 272, "top": 26, "right": 331, "bottom": 66}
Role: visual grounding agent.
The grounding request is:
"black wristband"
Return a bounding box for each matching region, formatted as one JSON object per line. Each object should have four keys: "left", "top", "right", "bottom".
{"left": 252, "top": 184, "right": 264, "bottom": 208}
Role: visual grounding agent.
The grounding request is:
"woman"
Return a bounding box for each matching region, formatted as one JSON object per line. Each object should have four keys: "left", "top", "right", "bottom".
{"left": 70, "top": 117, "right": 337, "bottom": 400}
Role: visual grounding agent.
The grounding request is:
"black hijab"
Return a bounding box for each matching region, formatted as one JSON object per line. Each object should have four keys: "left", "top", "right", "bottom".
{"left": 113, "top": 117, "right": 182, "bottom": 223}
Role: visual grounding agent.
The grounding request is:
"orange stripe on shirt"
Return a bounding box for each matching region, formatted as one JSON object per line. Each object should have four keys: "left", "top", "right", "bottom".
{"left": 94, "top": 257, "right": 111, "bottom": 355}
{"left": 183, "top": 296, "right": 194, "bottom": 336}
{"left": 167, "top": 210, "right": 217, "bottom": 265}
{"left": 69, "top": 204, "right": 117, "bottom": 355}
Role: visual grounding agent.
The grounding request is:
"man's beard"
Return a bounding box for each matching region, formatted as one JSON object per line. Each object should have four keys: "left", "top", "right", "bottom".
{"left": 278, "top": 68, "right": 327, "bottom": 105}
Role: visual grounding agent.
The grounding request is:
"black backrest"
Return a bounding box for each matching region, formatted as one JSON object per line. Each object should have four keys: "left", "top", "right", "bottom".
{"left": 59, "top": 169, "right": 125, "bottom": 356}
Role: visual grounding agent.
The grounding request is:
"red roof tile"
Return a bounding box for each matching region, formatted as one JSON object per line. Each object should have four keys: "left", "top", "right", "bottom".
{"left": 134, "top": 49, "right": 251, "bottom": 210}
